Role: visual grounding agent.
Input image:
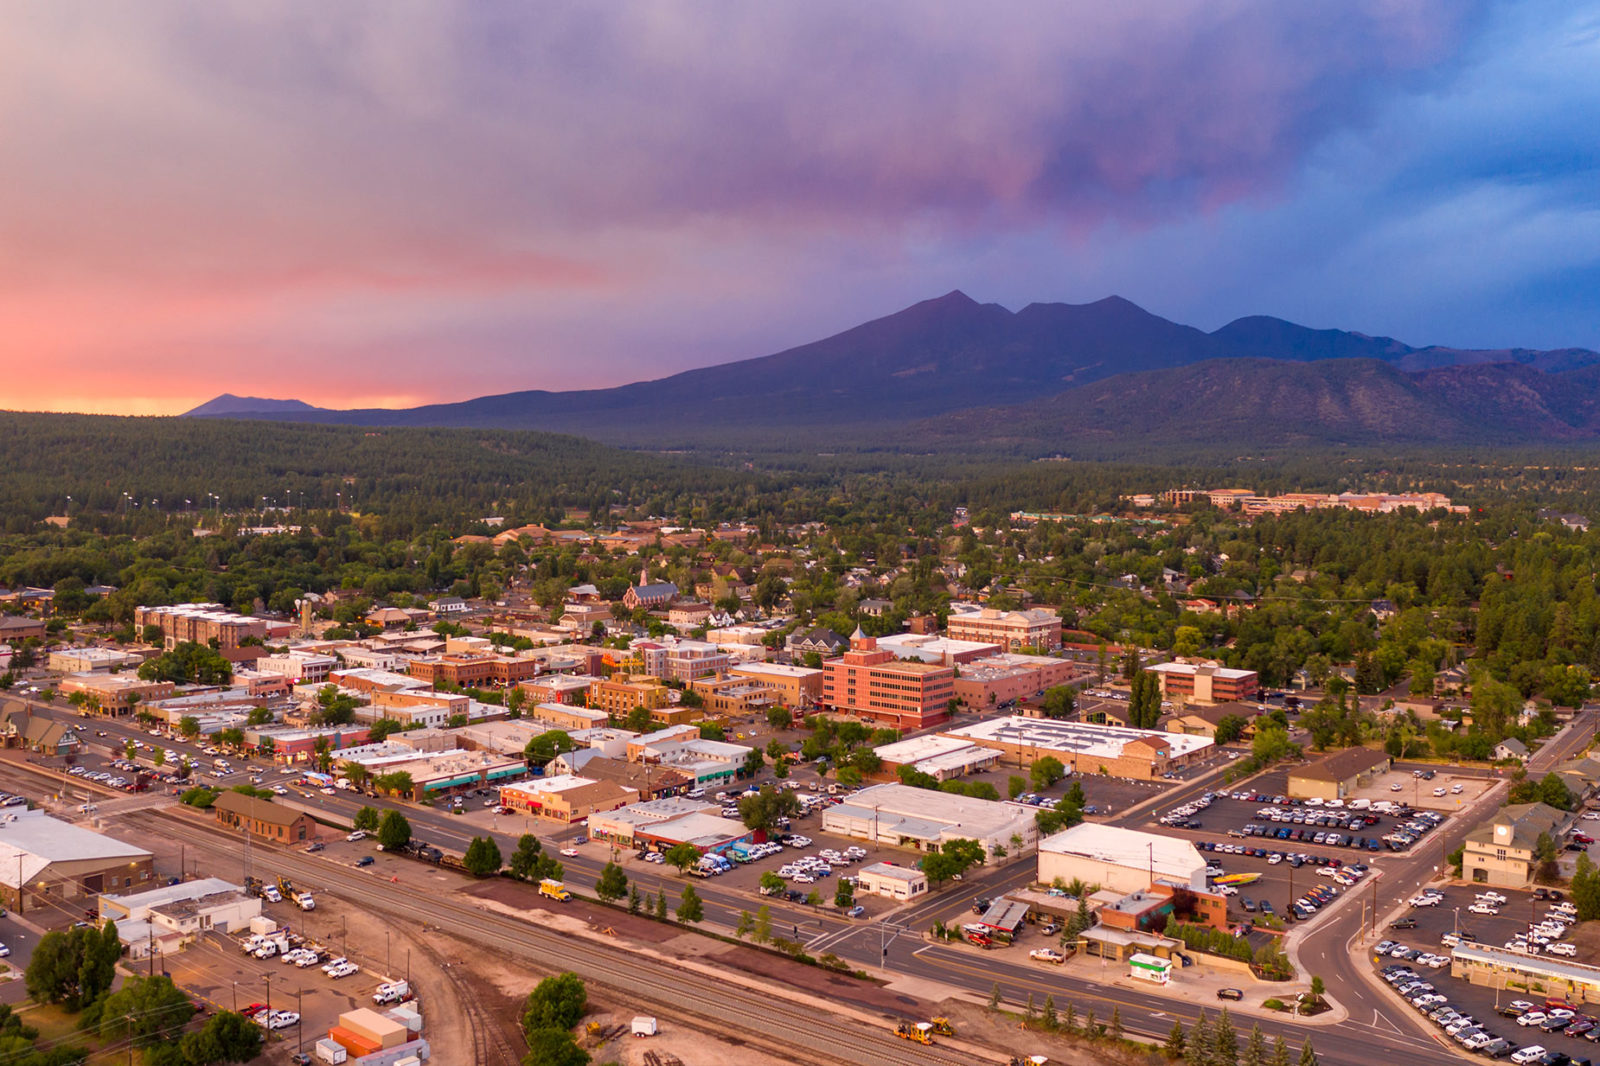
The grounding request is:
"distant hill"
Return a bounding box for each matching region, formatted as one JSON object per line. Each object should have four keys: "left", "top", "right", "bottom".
{"left": 184, "top": 394, "right": 322, "bottom": 417}
{"left": 184, "top": 292, "right": 1600, "bottom": 450}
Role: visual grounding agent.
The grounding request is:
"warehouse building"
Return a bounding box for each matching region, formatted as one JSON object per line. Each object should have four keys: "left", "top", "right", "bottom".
{"left": 1286, "top": 747, "right": 1393, "bottom": 801}
{"left": 940, "top": 716, "right": 1212, "bottom": 780}
{"left": 0, "top": 809, "right": 155, "bottom": 910}
{"left": 872, "top": 734, "right": 1002, "bottom": 781}
{"left": 1038, "top": 823, "right": 1206, "bottom": 895}
{"left": 821, "top": 783, "right": 1037, "bottom": 857}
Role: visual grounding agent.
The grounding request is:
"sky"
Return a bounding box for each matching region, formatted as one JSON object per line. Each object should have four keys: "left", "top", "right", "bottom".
{"left": 4, "top": 1, "right": 1599, "bottom": 415}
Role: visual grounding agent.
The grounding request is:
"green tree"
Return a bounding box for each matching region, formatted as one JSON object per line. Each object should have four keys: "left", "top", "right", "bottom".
{"left": 99, "top": 975, "right": 195, "bottom": 1048}
{"left": 663, "top": 842, "right": 701, "bottom": 875}
{"left": 521, "top": 972, "right": 588, "bottom": 1036}
{"left": 1007, "top": 775, "right": 1027, "bottom": 799}
{"left": 1039, "top": 685, "right": 1077, "bottom": 719}
{"left": 1165, "top": 1019, "right": 1187, "bottom": 1060}
{"left": 353, "top": 805, "right": 380, "bottom": 832}
{"left": 178, "top": 716, "right": 201, "bottom": 740}
{"left": 753, "top": 904, "right": 772, "bottom": 943}
{"left": 628, "top": 884, "right": 642, "bottom": 914}
{"left": 509, "top": 834, "right": 543, "bottom": 880}
{"left": 1242, "top": 1024, "right": 1267, "bottom": 1066}
{"left": 1272, "top": 1035, "right": 1291, "bottom": 1066}
{"left": 1571, "top": 853, "right": 1600, "bottom": 920}
{"left": 1215, "top": 1007, "right": 1238, "bottom": 1066}
{"left": 463, "top": 836, "right": 503, "bottom": 876}
{"left": 677, "top": 885, "right": 704, "bottom": 923}
{"left": 25, "top": 921, "right": 120, "bottom": 1009}
{"left": 1298, "top": 1039, "right": 1318, "bottom": 1066}
{"left": 737, "top": 784, "right": 801, "bottom": 833}
{"left": 654, "top": 891, "right": 668, "bottom": 920}
{"left": 524, "top": 730, "right": 575, "bottom": 766}
{"left": 378, "top": 808, "right": 412, "bottom": 851}
{"left": 834, "top": 877, "right": 855, "bottom": 908}
{"left": 759, "top": 871, "right": 785, "bottom": 896}
{"left": 595, "top": 862, "right": 628, "bottom": 903}
{"left": 1029, "top": 755, "right": 1066, "bottom": 790}
{"left": 522, "top": 1027, "right": 591, "bottom": 1066}
{"left": 1128, "top": 669, "right": 1162, "bottom": 729}
{"left": 179, "top": 1009, "right": 264, "bottom": 1065}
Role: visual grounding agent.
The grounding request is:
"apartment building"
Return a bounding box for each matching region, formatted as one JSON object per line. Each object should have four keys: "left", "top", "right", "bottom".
{"left": 588, "top": 674, "right": 669, "bottom": 716}
{"left": 135, "top": 603, "right": 268, "bottom": 650}
{"left": 945, "top": 607, "right": 1063, "bottom": 652}
{"left": 821, "top": 630, "right": 955, "bottom": 730}
{"left": 1146, "top": 661, "right": 1259, "bottom": 704}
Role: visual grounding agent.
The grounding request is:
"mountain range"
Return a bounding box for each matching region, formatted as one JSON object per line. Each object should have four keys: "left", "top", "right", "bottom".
{"left": 185, "top": 292, "right": 1600, "bottom": 452}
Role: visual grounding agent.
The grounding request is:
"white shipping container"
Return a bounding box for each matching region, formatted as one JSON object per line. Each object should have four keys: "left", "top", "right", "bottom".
{"left": 313, "top": 1038, "right": 347, "bottom": 1064}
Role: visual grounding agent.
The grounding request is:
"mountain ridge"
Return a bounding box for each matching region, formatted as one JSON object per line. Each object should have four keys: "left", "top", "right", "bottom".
{"left": 182, "top": 292, "right": 1600, "bottom": 450}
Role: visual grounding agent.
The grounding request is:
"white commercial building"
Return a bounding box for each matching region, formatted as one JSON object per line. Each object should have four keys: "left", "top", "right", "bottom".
{"left": 1038, "top": 824, "right": 1206, "bottom": 894}
{"left": 857, "top": 861, "right": 929, "bottom": 901}
{"left": 256, "top": 651, "right": 337, "bottom": 684}
{"left": 872, "top": 734, "right": 1002, "bottom": 781}
{"left": 822, "top": 783, "right": 1037, "bottom": 858}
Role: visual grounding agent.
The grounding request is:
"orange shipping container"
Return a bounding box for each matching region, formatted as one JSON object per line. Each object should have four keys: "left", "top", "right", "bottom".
{"left": 328, "top": 1026, "right": 380, "bottom": 1058}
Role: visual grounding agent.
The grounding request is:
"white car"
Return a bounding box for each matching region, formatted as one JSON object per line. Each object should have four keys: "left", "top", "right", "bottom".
{"left": 328, "top": 962, "right": 360, "bottom": 979}
{"left": 1477, "top": 891, "right": 1508, "bottom": 904}
{"left": 265, "top": 1011, "right": 300, "bottom": 1029}
{"left": 1510, "top": 1047, "right": 1547, "bottom": 1065}
{"left": 0, "top": 943, "right": 9, "bottom": 958}
{"left": 1516, "top": 1012, "right": 1548, "bottom": 1028}
{"left": 1468, "top": 903, "right": 1499, "bottom": 915}
{"left": 1029, "top": 948, "right": 1065, "bottom": 964}
{"left": 347, "top": 830, "right": 367, "bottom": 842}
{"left": 1267, "top": 853, "right": 1283, "bottom": 865}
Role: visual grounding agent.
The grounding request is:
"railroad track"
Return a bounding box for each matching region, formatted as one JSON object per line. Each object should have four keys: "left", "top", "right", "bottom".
{"left": 134, "top": 812, "right": 993, "bottom": 1066}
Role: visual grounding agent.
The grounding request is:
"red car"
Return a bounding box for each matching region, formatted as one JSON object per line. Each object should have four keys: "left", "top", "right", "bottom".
{"left": 240, "top": 1003, "right": 267, "bottom": 1018}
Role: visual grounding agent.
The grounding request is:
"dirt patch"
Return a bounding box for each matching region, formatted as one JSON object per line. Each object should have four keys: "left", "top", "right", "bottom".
{"left": 934, "top": 997, "right": 1164, "bottom": 1066}
{"left": 580, "top": 1009, "right": 789, "bottom": 1066}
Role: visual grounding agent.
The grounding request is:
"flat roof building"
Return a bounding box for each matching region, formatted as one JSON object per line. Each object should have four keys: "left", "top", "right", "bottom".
{"left": 857, "top": 861, "right": 928, "bottom": 901}
{"left": 941, "top": 716, "right": 1212, "bottom": 780}
{"left": 821, "top": 631, "right": 955, "bottom": 731}
{"left": 946, "top": 607, "right": 1063, "bottom": 652}
{"left": 872, "top": 734, "right": 1002, "bottom": 781}
{"left": 821, "top": 783, "right": 1037, "bottom": 858}
{"left": 1038, "top": 823, "right": 1206, "bottom": 895}
{"left": 1147, "top": 661, "right": 1258, "bottom": 704}
{"left": 497, "top": 776, "right": 637, "bottom": 824}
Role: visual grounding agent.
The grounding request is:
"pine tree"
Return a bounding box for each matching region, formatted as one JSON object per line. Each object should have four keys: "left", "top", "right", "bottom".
{"left": 988, "top": 982, "right": 1001, "bottom": 1010}
{"left": 1082, "top": 1007, "right": 1097, "bottom": 1039}
{"left": 1165, "top": 1018, "right": 1187, "bottom": 1060}
{"left": 1242, "top": 1024, "right": 1266, "bottom": 1066}
{"left": 1189, "top": 1010, "right": 1214, "bottom": 1066}
{"left": 1271, "top": 1034, "right": 1290, "bottom": 1066}
{"left": 628, "top": 884, "right": 641, "bottom": 914}
{"left": 1298, "top": 1039, "right": 1318, "bottom": 1066}
{"left": 1062, "top": 1001, "right": 1077, "bottom": 1033}
{"left": 654, "top": 890, "right": 667, "bottom": 920}
{"left": 1043, "top": 995, "right": 1057, "bottom": 1029}
{"left": 1025, "top": 992, "right": 1036, "bottom": 1021}
{"left": 1110, "top": 1005, "right": 1122, "bottom": 1040}
{"left": 1214, "top": 1006, "right": 1239, "bottom": 1066}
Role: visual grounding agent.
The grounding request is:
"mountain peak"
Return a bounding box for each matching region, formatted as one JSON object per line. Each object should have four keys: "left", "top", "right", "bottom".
{"left": 183, "top": 394, "right": 320, "bottom": 417}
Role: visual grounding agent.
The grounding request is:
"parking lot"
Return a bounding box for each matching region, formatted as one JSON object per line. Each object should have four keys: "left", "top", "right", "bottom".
{"left": 1371, "top": 882, "right": 1598, "bottom": 1063}
{"left": 1152, "top": 780, "right": 1453, "bottom": 861}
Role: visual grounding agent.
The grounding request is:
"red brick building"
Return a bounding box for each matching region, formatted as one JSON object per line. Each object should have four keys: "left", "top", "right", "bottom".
{"left": 821, "top": 629, "right": 954, "bottom": 730}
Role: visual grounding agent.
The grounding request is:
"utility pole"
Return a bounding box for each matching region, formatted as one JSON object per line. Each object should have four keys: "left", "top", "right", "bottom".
{"left": 296, "top": 986, "right": 304, "bottom": 1057}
